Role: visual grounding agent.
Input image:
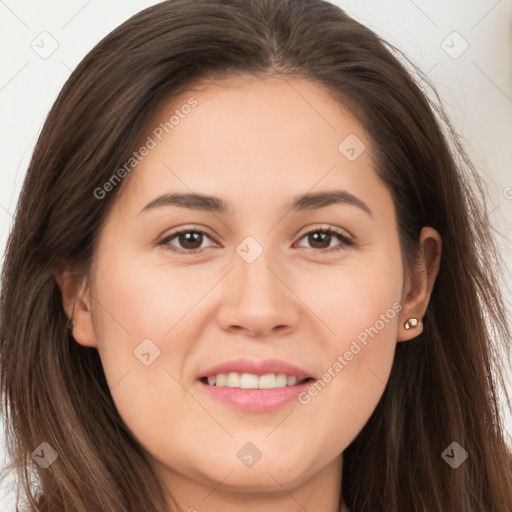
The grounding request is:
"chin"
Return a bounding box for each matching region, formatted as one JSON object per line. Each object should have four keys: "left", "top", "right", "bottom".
{"left": 200, "top": 463, "right": 310, "bottom": 492}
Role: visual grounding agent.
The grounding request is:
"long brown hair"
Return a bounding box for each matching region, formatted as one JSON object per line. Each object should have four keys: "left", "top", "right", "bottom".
{"left": 1, "top": 0, "right": 511, "bottom": 510}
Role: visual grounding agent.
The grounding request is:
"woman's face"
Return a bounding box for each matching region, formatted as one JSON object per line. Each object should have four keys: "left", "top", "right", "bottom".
{"left": 67, "top": 76, "right": 438, "bottom": 502}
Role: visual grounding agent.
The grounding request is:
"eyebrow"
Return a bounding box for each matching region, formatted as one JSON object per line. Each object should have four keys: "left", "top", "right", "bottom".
{"left": 139, "top": 190, "right": 372, "bottom": 217}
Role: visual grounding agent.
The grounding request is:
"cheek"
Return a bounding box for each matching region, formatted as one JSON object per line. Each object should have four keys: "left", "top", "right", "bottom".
{"left": 92, "top": 246, "right": 210, "bottom": 348}
{"left": 89, "top": 250, "right": 211, "bottom": 450}
{"left": 298, "top": 248, "right": 402, "bottom": 446}
{"left": 304, "top": 242, "right": 402, "bottom": 352}
{"left": 296, "top": 301, "right": 399, "bottom": 462}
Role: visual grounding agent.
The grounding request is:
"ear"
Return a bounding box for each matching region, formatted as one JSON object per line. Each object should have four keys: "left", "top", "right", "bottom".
{"left": 397, "top": 227, "right": 442, "bottom": 342}
{"left": 53, "top": 264, "right": 98, "bottom": 348}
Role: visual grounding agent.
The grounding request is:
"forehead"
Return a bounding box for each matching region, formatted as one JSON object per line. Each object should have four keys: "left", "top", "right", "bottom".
{"left": 114, "top": 75, "right": 387, "bottom": 215}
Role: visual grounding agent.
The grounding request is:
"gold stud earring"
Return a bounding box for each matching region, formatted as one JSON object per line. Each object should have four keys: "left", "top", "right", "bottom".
{"left": 404, "top": 318, "right": 419, "bottom": 330}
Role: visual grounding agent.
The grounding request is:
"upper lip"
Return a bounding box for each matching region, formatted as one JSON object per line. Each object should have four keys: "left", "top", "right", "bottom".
{"left": 199, "top": 358, "right": 315, "bottom": 380}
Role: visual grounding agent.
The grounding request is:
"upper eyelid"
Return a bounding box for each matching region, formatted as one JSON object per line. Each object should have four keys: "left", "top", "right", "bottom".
{"left": 298, "top": 224, "right": 353, "bottom": 239}
{"left": 161, "top": 224, "right": 216, "bottom": 239}
{"left": 161, "top": 224, "right": 353, "bottom": 247}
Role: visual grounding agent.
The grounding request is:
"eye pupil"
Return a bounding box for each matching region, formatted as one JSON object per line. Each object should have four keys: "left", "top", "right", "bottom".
{"left": 309, "top": 232, "right": 331, "bottom": 249}
{"left": 179, "top": 232, "right": 202, "bottom": 249}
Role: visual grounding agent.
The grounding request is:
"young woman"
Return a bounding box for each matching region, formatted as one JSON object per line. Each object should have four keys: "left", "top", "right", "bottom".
{"left": 1, "top": 0, "right": 511, "bottom": 511}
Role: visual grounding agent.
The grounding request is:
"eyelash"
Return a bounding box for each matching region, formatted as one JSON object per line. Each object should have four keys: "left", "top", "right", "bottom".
{"left": 157, "top": 225, "right": 355, "bottom": 255}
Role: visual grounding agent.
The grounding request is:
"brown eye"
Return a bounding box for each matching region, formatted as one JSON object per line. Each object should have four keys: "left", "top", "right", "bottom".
{"left": 306, "top": 231, "right": 334, "bottom": 249}
{"left": 159, "top": 229, "right": 215, "bottom": 254}
{"left": 295, "top": 227, "right": 354, "bottom": 253}
{"left": 175, "top": 231, "right": 204, "bottom": 250}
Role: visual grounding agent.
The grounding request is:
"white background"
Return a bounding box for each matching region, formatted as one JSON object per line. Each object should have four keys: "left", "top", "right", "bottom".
{"left": 1, "top": 1, "right": 511, "bottom": 509}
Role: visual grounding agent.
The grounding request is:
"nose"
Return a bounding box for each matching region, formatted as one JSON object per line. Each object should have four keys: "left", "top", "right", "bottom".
{"left": 216, "top": 245, "right": 300, "bottom": 338}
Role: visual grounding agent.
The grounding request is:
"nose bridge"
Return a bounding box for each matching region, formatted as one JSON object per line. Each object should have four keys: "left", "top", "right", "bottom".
{"left": 234, "top": 233, "right": 283, "bottom": 303}
{"left": 217, "top": 232, "right": 299, "bottom": 335}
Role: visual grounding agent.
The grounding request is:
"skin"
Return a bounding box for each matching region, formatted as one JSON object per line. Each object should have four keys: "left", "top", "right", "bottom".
{"left": 56, "top": 75, "right": 442, "bottom": 512}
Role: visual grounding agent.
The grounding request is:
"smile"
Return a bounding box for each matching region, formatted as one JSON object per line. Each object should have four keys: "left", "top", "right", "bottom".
{"left": 196, "top": 358, "right": 317, "bottom": 412}
{"left": 199, "top": 372, "right": 313, "bottom": 389}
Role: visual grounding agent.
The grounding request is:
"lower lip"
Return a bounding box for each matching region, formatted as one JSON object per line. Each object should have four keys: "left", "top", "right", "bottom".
{"left": 196, "top": 379, "right": 315, "bottom": 412}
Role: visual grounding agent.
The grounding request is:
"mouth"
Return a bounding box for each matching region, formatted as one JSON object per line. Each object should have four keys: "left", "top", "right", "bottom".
{"left": 199, "top": 373, "right": 315, "bottom": 389}
{"left": 196, "top": 358, "right": 317, "bottom": 412}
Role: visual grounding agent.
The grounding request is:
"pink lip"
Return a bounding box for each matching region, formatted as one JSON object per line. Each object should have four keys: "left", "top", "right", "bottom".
{"left": 196, "top": 357, "right": 316, "bottom": 412}
{"left": 199, "top": 357, "right": 314, "bottom": 380}
{"left": 196, "top": 379, "right": 315, "bottom": 412}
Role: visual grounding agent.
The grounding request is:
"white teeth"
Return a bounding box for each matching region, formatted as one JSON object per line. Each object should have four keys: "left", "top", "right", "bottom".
{"left": 240, "top": 373, "right": 259, "bottom": 389}
{"left": 216, "top": 373, "right": 227, "bottom": 387}
{"left": 258, "top": 373, "right": 276, "bottom": 389}
{"left": 275, "top": 374, "right": 287, "bottom": 387}
{"left": 204, "top": 372, "right": 305, "bottom": 389}
{"left": 226, "top": 372, "right": 240, "bottom": 387}
{"left": 287, "top": 375, "right": 297, "bottom": 386}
